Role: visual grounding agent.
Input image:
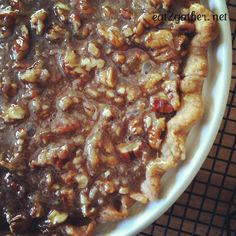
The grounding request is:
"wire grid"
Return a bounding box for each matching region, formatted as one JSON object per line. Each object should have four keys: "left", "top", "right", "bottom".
{"left": 139, "top": 1, "right": 236, "bottom": 236}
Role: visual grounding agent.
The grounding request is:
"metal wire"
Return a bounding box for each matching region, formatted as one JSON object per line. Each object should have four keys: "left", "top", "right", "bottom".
{"left": 139, "top": 1, "right": 236, "bottom": 235}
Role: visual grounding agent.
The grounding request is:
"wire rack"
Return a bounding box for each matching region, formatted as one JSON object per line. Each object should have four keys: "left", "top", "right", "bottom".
{"left": 138, "top": 1, "right": 236, "bottom": 236}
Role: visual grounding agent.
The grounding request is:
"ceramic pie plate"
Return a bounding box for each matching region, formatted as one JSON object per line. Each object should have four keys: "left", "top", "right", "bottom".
{"left": 95, "top": 0, "right": 232, "bottom": 235}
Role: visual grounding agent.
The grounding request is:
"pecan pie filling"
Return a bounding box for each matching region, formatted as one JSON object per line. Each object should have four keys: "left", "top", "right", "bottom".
{"left": 0, "top": 0, "right": 218, "bottom": 235}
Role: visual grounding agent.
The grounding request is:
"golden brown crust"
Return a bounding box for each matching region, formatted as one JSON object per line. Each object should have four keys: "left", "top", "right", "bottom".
{"left": 141, "top": 3, "right": 218, "bottom": 200}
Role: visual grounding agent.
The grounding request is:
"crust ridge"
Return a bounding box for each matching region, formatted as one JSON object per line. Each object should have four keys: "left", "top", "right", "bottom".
{"left": 142, "top": 3, "right": 218, "bottom": 199}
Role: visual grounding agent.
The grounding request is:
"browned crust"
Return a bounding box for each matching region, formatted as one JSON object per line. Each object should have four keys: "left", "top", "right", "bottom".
{"left": 141, "top": 3, "right": 218, "bottom": 200}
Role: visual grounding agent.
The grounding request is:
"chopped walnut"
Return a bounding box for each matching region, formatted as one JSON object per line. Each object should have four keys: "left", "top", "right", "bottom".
{"left": 162, "top": 0, "right": 172, "bottom": 9}
{"left": 110, "top": 121, "right": 123, "bottom": 139}
{"left": 88, "top": 42, "right": 101, "bottom": 58}
{"left": 144, "top": 114, "right": 166, "bottom": 149}
{"left": 18, "top": 61, "right": 49, "bottom": 83}
{"left": 134, "top": 13, "right": 162, "bottom": 37}
{"left": 75, "top": 175, "right": 89, "bottom": 189}
{"left": 149, "top": 0, "right": 171, "bottom": 9}
{"left": 116, "top": 140, "right": 142, "bottom": 160}
{"left": 18, "top": 61, "right": 41, "bottom": 83}
{"left": 102, "top": 6, "right": 114, "bottom": 18}
{"left": 52, "top": 113, "right": 80, "bottom": 135}
{"left": 131, "top": 0, "right": 156, "bottom": 13}
{"left": 125, "top": 84, "right": 141, "bottom": 102}
{"left": 130, "top": 192, "right": 148, "bottom": 204}
{"left": 81, "top": 57, "right": 105, "bottom": 71}
{"left": 113, "top": 52, "right": 126, "bottom": 64}
{"left": 150, "top": 46, "right": 177, "bottom": 62}
{"left": 81, "top": 23, "right": 93, "bottom": 38}
{"left": 9, "top": 0, "right": 22, "bottom": 10}
{"left": 28, "top": 98, "right": 50, "bottom": 119}
{"left": 128, "top": 116, "right": 143, "bottom": 136}
{"left": 30, "top": 144, "right": 73, "bottom": 168}
{"left": 98, "top": 204, "right": 128, "bottom": 223}
{"left": 102, "top": 181, "right": 115, "bottom": 194}
{"left": 0, "top": 76, "right": 18, "bottom": 97}
{"left": 97, "top": 24, "right": 125, "bottom": 48}
{"left": 14, "top": 128, "right": 27, "bottom": 156}
{"left": 174, "top": 34, "right": 188, "bottom": 52}
{"left": 59, "top": 222, "right": 96, "bottom": 236}
{"left": 9, "top": 212, "right": 31, "bottom": 233}
{"left": 61, "top": 50, "right": 85, "bottom": 75}
{"left": 69, "top": 13, "right": 81, "bottom": 32}
{"left": 133, "top": 21, "right": 145, "bottom": 36}
{"left": 122, "top": 25, "right": 133, "bottom": 38}
{"left": 85, "top": 87, "right": 99, "bottom": 98}
{"left": 60, "top": 187, "right": 76, "bottom": 208}
{"left": 77, "top": 0, "right": 95, "bottom": 15}
{"left": 12, "top": 25, "right": 29, "bottom": 61}
{"left": 162, "top": 80, "right": 181, "bottom": 110}
{"left": 101, "top": 107, "right": 113, "bottom": 118}
{"left": 4, "top": 104, "right": 26, "bottom": 122}
{"left": 47, "top": 210, "right": 68, "bottom": 226}
{"left": 139, "top": 72, "right": 163, "bottom": 92}
{"left": 144, "top": 30, "right": 173, "bottom": 49}
{"left": 83, "top": 100, "right": 98, "bottom": 119}
{"left": 150, "top": 95, "right": 174, "bottom": 113}
{"left": 120, "top": 8, "right": 132, "bottom": 20}
{"left": 54, "top": 2, "right": 70, "bottom": 23}
{"left": 29, "top": 195, "right": 45, "bottom": 218}
{"left": 30, "top": 9, "right": 48, "bottom": 35}
{"left": 46, "top": 23, "right": 69, "bottom": 42}
{"left": 61, "top": 170, "right": 77, "bottom": 185}
{"left": 116, "top": 86, "right": 126, "bottom": 95}
{"left": 139, "top": 13, "right": 162, "bottom": 27}
{"left": 0, "top": 7, "right": 18, "bottom": 38}
{"left": 57, "top": 95, "right": 79, "bottom": 111}
{"left": 84, "top": 109, "right": 115, "bottom": 172}
{"left": 119, "top": 187, "right": 129, "bottom": 194}
{"left": 97, "top": 66, "right": 117, "bottom": 88}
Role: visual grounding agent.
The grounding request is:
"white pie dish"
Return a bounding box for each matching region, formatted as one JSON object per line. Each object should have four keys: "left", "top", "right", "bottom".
{"left": 95, "top": 0, "right": 232, "bottom": 235}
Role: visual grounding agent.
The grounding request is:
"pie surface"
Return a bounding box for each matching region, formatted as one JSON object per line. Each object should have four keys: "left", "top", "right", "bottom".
{"left": 0, "top": 0, "right": 218, "bottom": 235}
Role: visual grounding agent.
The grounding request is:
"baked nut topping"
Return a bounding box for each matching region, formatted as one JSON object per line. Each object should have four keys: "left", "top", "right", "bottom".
{"left": 0, "top": 0, "right": 218, "bottom": 235}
